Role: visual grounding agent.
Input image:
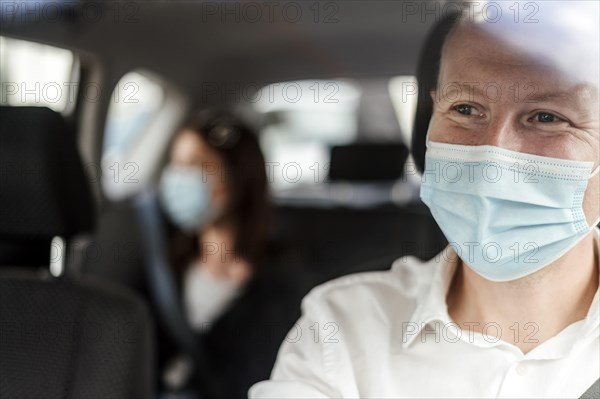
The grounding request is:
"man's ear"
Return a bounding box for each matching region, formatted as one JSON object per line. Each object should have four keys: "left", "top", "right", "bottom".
{"left": 430, "top": 90, "right": 438, "bottom": 106}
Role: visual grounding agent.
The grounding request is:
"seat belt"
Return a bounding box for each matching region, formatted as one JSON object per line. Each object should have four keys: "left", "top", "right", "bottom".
{"left": 133, "top": 189, "right": 225, "bottom": 398}
{"left": 580, "top": 378, "right": 599, "bottom": 399}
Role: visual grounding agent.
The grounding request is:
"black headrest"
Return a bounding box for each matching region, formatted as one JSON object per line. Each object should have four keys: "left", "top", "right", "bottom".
{"left": 411, "top": 13, "right": 461, "bottom": 173}
{"left": 0, "top": 106, "right": 95, "bottom": 240}
{"left": 329, "top": 143, "right": 409, "bottom": 182}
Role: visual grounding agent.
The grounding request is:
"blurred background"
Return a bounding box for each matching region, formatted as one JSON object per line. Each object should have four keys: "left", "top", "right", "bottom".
{"left": 0, "top": 1, "right": 451, "bottom": 398}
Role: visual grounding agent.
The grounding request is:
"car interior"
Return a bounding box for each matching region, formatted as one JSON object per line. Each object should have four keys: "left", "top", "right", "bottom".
{"left": 0, "top": 1, "right": 453, "bottom": 398}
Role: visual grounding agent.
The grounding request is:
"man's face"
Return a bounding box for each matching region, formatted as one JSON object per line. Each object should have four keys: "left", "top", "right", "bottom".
{"left": 428, "top": 24, "right": 600, "bottom": 225}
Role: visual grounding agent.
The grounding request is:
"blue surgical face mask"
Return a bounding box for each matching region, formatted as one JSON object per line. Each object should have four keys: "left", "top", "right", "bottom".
{"left": 159, "top": 164, "right": 216, "bottom": 233}
{"left": 420, "top": 140, "right": 600, "bottom": 282}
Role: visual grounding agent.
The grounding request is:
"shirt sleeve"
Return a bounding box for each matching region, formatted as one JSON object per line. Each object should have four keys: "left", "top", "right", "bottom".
{"left": 248, "top": 294, "right": 341, "bottom": 398}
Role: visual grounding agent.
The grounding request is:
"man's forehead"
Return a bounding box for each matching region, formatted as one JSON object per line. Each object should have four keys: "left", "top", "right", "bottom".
{"left": 441, "top": 2, "right": 599, "bottom": 89}
{"left": 443, "top": 43, "right": 580, "bottom": 90}
{"left": 442, "top": 35, "right": 591, "bottom": 93}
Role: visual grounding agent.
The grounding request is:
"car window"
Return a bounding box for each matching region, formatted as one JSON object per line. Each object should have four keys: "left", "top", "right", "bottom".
{"left": 102, "top": 71, "right": 165, "bottom": 159}
{"left": 254, "top": 79, "right": 361, "bottom": 191}
{"left": 389, "top": 75, "right": 418, "bottom": 147}
{"left": 101, "top": 70, "right": 186, "bottom": 201}
{"left": 0, "top": 36, "right": 77, "bottom": 112}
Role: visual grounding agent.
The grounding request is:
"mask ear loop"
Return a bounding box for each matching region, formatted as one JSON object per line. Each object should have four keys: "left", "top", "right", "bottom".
{"left": 587, "top": 164, "right": 600, "bottom": 229}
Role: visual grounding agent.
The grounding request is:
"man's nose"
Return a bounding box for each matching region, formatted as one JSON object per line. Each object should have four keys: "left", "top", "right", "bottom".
{"left": 480, "top": 116, "right": 520, "bottom": 150}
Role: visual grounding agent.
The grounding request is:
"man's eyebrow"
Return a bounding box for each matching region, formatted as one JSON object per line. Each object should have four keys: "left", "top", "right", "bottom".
{"left": 524, "top": 91, "right": 574, "bottom": 103}
{"left": 435, "top": 82, "right": 597, "bottom": 107}
{"left": 526, "top": 83, "right": 598, "bottom": 105}
{"left": 455, "top": 84, "right": 587, "bottom": 104}
{"left": 458, "top": 85, "right": 574, "bottom": 103}
{"left": 434, "top": 83, "right": 485, "bottom": 101}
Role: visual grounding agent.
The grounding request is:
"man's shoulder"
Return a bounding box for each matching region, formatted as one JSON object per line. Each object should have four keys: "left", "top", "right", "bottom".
{"left": 299, "top": 255, "right": 437, "bottom": 319}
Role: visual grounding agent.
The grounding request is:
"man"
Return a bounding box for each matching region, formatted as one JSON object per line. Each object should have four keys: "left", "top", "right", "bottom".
{"left": 250, "top": 2, "right": 599, "bottom": 397}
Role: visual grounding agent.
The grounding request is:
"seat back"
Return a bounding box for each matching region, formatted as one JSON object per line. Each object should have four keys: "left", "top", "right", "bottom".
{"left": 0, "top": 106, "right": 94, "bottom": 266}
{"left": 328, "top": 143, "right": 409, "bottom": 182}
{"left": 0, "top": 106, "right": 155, "bottom": 398}
{"left": 0, "top": 271, "right": 154, "bottom": 399}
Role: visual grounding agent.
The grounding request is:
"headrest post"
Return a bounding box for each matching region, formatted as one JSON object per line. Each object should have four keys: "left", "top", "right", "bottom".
{"left": 50, "top": 236, "right": 66, "bottom": 277}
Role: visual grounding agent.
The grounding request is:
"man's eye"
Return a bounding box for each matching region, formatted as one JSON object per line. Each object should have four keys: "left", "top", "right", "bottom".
{"left": 533, "top": 112, "right": 562, "bottom": 123}
{"left": 452, "top": 104, "right": 481, "bottom": 117}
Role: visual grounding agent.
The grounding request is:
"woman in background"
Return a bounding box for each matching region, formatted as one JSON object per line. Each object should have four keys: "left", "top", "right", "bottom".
{"left": 160, "top": 109, "right": 271, "bottom": 331}
{"left": 158, "top": 110, "right": 304, "bottom": 398}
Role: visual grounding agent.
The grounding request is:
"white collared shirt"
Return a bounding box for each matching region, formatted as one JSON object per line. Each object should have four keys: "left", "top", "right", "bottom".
{"left": 249, "top": 229, "right": 600, "bottom": 398}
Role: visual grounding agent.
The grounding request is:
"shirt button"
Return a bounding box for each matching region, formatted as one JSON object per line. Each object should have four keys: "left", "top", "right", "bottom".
{"left": 515, "top": 363, "right": 528, "bottom": 376}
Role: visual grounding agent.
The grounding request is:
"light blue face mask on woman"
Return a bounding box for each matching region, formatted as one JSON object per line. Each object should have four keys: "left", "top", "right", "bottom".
{"left": 159, "top": 164, "right": 216, "bottom": 233}
{"left": 420, "top": 140, "right": 600, "bottom": 282}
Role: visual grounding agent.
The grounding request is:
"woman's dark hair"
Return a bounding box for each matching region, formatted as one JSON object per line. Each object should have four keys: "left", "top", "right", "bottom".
{"left": 166, "top": 109, "right": 272, "bottom": 277}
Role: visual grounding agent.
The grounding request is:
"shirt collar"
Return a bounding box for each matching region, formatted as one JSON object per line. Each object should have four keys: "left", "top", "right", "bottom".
{"left": 402, "top": 228, "right": 600, "bottom": 350}
{"left": 402, "top": 247, "right": 459, "bottom": 349}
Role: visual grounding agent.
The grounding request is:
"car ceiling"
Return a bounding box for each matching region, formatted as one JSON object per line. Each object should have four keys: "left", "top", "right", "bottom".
{"left": 1, "top": 0, "right": 440, "bottom": 101}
